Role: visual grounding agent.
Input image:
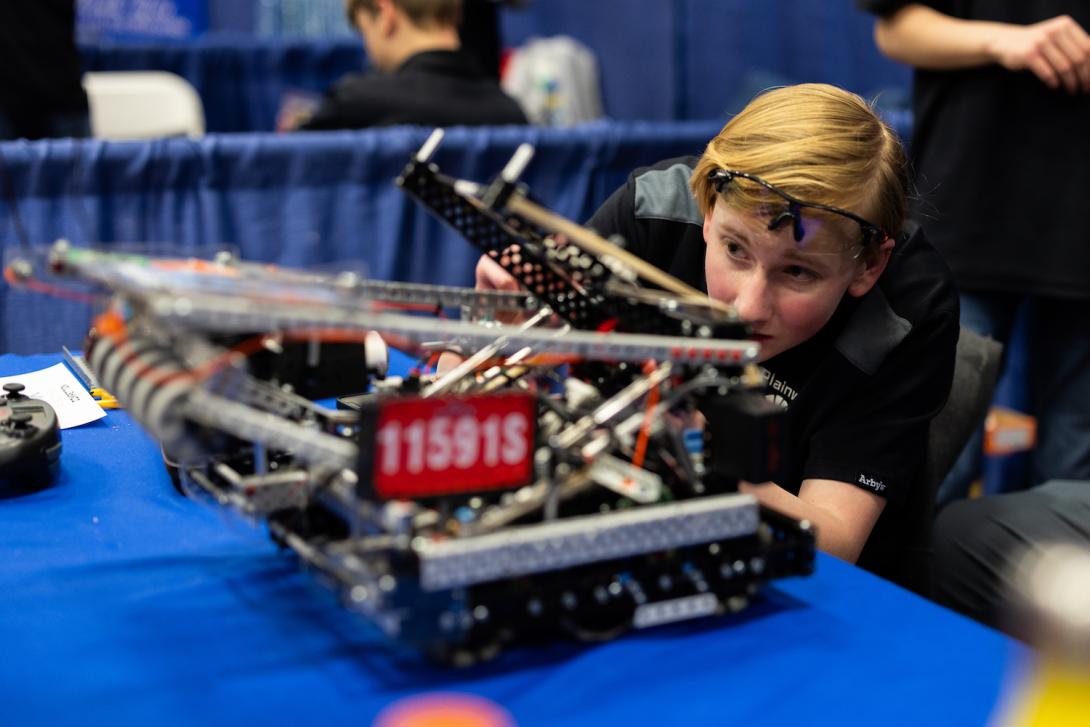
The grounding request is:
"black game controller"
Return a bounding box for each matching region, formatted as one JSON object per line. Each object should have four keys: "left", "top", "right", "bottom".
{"left": 0, "top": 382, "right": 62, "bottom": 494}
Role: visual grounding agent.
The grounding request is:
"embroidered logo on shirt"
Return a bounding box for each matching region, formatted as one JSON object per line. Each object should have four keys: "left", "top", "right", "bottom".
{"left": 857, "top": 473, "right": 887, "bottom": 493}
{"left": 762, "top": 370, "right": 797, "bottom": 410}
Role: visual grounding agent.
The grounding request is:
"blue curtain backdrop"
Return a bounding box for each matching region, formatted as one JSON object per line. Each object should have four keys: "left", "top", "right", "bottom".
{"left": 77, "top": 1, "right": 911, "bottom": 133}
{"left": 0, "top": 121, "right": 722, "bottom": 354}
{"left": 498, "top": 0, "right": 909, "bottom": 122}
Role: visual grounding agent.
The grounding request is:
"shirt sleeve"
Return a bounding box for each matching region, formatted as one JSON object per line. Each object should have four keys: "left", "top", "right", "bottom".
{"left": 856, "top": 0, "right": 950, "bottom": 17}
{"left": 856, "top": 0, "right": 910, "bottom": 15}
{"left": 299, "top": 76, "right": 381, "bottom": 131}
{"left": 801, "top": 307, "right": 959, "bottom": 506}
{"left": 585, "top": 174, "right": 652, "bottom": 259}
{"left": 298, "top": 89, "right": 353, "bottom": 131}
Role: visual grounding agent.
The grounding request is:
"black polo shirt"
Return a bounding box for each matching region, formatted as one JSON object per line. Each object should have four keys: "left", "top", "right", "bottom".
{"left": 0, "top": 0, "right": 88, "bottom": 139}
{"left": 858, "top": 0, "right": 1090, "bottom": 301}
{"left": 300, "top": 49, "right": 527, "bottom": 130}
{"left": 587, "top": 158, "right": 960, "bottom": 587}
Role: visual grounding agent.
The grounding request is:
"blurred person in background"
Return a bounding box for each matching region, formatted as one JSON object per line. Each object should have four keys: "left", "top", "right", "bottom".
{"left": 860, "top": 0, "right": 1090, "bottom": 632}
{"left": 458, "top": 0, "right": 528, "bottom": 80}
{"left": 293, "top": 0, "right": 526, "bottom": 130}
{"left": 860, "top": 2, "right": 1090, "bottom": 505}
{"left": 0, "top": 0, "right": 90, "bottom": 141}
{"left": 459, "top": 0, "right": 503, "bottom": 80}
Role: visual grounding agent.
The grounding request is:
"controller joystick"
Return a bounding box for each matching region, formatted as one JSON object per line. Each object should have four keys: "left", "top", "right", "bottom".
{"left": 3, "top": 382, "right": 28, "bottom": 401}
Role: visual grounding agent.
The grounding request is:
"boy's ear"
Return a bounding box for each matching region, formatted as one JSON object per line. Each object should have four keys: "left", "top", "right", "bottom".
{"left": 351, "top": 6, "right": 369, "bottom": 31}
{"left": 375, "top": 0, "right": 399, "bottom": 34}
{"left": 847, "top": 237, "right": 895, "bottom": 298}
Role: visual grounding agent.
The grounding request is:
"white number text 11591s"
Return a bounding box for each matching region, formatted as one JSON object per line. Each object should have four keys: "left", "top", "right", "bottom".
{"left": 376, "top": 413, "right": 530, "bottom": 475}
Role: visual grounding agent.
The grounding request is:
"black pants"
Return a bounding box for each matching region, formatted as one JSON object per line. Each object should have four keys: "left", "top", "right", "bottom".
{"left": 933, "top": 480, "right": 1090, "bottom": 633}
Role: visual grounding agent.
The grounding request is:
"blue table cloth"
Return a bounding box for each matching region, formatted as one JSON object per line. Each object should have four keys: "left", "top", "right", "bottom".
{"left": 0, "top": 353, "right": 1023, "bottom": 726}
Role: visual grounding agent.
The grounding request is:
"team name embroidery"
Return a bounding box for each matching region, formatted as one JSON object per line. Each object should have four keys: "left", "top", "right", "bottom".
{"left": 857, "top": 473, "right": 886, "bottom": 493}
{"left": 762, "top": 370, "right": 798, "bottom": 410}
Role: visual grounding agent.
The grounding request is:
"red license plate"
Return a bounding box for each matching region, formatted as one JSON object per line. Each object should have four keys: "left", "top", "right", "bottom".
{"left": 371, "top": 392, "right": 537, "bottom": 499}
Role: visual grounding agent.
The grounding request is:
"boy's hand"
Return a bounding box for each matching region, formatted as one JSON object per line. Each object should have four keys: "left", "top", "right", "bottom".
{"left": 476, "top": 253, "right": 521, "bottom": 292}
{"left": 437, "top": 253, "right": 524, "bottom": 373}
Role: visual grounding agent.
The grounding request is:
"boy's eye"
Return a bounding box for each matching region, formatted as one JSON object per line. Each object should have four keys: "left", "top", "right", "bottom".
{"left": 724, "top": 240, "right": 748, "bottom": 259}
{"left": 784, "top": 265, "right": 817, "bottom": 282}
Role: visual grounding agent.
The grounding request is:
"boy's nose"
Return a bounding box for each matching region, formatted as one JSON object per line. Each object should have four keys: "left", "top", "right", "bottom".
{"left": 732, "top": 274, "right": 773, "bottom": 327}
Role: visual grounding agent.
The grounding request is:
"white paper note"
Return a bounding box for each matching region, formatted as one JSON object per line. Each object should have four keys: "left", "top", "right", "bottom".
{"left": 1, "top": 363, "right": 108, "bottom": 429}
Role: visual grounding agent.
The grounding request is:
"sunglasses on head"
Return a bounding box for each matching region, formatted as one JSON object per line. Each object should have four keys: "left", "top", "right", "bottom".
{"left": 708, "top": 169, "right": 889, "bottom": 253}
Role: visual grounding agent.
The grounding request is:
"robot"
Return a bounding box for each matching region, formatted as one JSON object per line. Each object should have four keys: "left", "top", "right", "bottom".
{"left": 6, "top": 131, "right": 814, "bottom": 664}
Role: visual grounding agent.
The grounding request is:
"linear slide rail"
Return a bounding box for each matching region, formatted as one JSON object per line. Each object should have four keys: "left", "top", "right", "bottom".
{"left": 140, "top": 292, "right": 759, "bottom": 366}
{"left": 49, "top": 245, "right": 537, "bottom": 313}
{"left": 415, "top": 493, "right": 760, "bottom": 591}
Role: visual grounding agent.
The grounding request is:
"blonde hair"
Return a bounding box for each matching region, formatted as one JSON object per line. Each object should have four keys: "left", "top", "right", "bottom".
{"left": 345, "top": 0, "right": 462, "bottom": 29}
{"left": 690, "top": 84, "right": 909, "bottom": 256}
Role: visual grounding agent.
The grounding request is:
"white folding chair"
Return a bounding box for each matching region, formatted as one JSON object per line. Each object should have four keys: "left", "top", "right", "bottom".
{"left": 83, "top": 71, "right": 205, "bottom": 140}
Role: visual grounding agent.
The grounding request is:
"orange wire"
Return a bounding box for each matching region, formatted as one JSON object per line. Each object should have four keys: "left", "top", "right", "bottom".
{"left": 3, "top": 267, "right": 101, "bottom": 305}
{"left": 520, "top": 353, "right": 582, "bottom": 368}
{"left": 630, "top": 362, "right": 662, "bottom": 470}
{"left": 371, "top": 301, "right": 447, "bottom": 318}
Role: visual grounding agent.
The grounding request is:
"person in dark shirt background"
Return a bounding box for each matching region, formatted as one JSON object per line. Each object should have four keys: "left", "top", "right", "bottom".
{"left": 860, "top": 1, "right": 1090, "bottom": 504}
{"left": 296, "top": 0, "right": 527, "bottom": 130}
{"left": 459, "top": 0, "right": 504, "bottom": 80}
{"left": 458, "top": 0, "right": 529, "bottom": 81}
{"left": 0, "top": 0, "right": 90, "bottom": 141}
{"left": 859, "top": 0, "right": 1090, "bottom": 634}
